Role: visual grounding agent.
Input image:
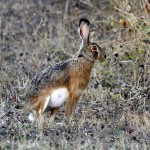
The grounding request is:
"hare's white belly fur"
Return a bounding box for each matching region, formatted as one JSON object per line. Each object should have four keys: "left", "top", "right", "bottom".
{"left": 28, "top": 87, "right": 69, "bottom": 121}
{"left": 49, "top": 87, "right": 69, "bottom": 107}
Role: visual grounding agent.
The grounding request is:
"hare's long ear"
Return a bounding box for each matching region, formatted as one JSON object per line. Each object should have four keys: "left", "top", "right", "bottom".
{"left": 79, "top": 18, "right": 90, "bottom": 44}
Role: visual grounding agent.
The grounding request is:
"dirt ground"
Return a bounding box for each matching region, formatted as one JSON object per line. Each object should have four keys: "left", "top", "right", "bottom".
{"left": 0, "top": 0, "right": 150, "bottom": 149}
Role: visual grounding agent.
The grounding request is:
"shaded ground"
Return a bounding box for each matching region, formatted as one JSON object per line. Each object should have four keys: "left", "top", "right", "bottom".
{"left": 0, "top": 0, "right": 150, "bottom": 149}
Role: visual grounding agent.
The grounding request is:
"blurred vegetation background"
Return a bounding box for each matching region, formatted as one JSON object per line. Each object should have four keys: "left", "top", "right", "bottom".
{"left": 0, "top": 0, "right": 150, "bottom": 149}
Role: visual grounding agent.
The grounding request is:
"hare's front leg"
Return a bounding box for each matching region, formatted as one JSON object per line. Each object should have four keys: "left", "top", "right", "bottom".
{"left": 65, "top": 95, "right": 80, "bottom": 117}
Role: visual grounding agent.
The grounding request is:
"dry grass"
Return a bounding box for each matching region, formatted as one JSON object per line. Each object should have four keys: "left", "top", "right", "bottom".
{"left": 0, "top": 0, "right": 150, "bottom": 149}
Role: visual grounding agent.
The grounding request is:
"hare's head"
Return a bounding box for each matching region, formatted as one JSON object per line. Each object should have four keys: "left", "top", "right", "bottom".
{"left": 79, "top": 18, "right": 106, "bottom": 62}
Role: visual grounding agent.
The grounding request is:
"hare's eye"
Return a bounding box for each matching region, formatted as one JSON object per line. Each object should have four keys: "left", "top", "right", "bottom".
{"left": 91, "top": 45, "right": 98, "bottom": 51}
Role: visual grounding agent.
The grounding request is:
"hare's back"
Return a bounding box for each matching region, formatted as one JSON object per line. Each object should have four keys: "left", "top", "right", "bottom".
{"left": 26, "top": 61, "right": 70, "bottom": 98}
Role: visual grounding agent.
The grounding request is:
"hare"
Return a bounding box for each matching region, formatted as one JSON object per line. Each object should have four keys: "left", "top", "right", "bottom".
{"left": 26, "top": 18, "right": 106, "bottom": 122}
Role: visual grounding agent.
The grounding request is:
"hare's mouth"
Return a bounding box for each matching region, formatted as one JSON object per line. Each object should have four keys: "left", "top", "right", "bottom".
{"left": 98, "top": 55, "right": 106, "bottom": 63}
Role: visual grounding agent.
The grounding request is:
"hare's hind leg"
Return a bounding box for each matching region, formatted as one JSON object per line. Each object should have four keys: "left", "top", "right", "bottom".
{"left": 28, "top": 96, "right": 39, "bottom": 121}
{"left": 28, "top": 95, "right": 51, "bottom": 122}
{"left": 49, "top": 107, "right": 60, "bottom": 123}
